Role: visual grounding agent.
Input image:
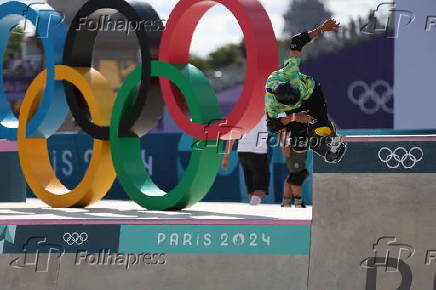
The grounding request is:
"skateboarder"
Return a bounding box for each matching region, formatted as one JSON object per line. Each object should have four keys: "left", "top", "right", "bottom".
{"left": 265, "top": 19, "right": 346, "bottom": 208}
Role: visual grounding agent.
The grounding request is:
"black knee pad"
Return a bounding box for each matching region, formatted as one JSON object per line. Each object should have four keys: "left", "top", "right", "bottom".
{"left": 288, "top": 169, "right": 309, "bottom": 186}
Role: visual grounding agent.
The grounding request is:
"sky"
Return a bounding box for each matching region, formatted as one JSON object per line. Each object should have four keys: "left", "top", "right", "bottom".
{"left": 146, "top": 0, "right": 383, "bottom": 56}
{"left": 0, "top": 0, "right": 384, "bottom": 57}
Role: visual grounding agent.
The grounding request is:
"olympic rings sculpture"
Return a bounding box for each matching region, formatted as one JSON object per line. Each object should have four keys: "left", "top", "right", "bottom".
{"left": 378, "top": 147, "right": 424, "bottom": 169}
{"left": 0, "top": 0, "right": 278, "bottom": 210}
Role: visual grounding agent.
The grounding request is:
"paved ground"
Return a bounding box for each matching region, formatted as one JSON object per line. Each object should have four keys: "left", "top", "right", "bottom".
{"left": 0, "top": 199, "right": 312, "bottom": 224}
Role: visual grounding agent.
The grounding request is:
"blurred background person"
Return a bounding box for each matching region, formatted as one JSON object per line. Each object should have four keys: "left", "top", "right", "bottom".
{"left": 222, "top": 115, "right": 270, "bottom": 206}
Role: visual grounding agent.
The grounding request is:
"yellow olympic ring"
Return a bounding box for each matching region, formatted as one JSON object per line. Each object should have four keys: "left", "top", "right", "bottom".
{"left": 18, "top": 66, "right": 116, "bottom": 207}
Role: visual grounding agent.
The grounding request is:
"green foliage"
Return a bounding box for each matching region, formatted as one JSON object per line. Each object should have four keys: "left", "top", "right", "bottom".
{"left": 208, "top": 41, "right": 245, "bottom": 68}
{"left": 189, "top": 54, "right": 212, "bottom": 71}
{"left": 190, "top": 40, "right": 246, "bottom": 71}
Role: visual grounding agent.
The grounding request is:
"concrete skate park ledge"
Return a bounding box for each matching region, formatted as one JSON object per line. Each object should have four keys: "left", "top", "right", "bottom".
{"left": 309, "top": 134, "right": 436, "bottom": 290}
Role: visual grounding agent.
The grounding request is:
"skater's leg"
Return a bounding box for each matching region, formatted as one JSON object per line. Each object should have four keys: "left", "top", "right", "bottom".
{"left": 281, "top": 146, "right": 293, "bottom": 207}
{"left": 303, "top": 83, "right": 347, "bottom": 163}
{"left": 284, "top": 150, "right": 308, "bottom": 208}
{"left": 283, "top": 176, "right": 293, "bottom": 199}
{"left": 303, "top": 82, "right": 330, "bottom": 125}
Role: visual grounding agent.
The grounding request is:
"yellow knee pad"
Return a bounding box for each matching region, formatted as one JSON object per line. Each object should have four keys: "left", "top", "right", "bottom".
{"left": 315, "top": 126, "right": 332, "bottom": 137}
{"left": 292, "top": 149, "right": 308, "bottom": 153}
{"left": 315, "top": 122, "right": 337, "bottom": 137}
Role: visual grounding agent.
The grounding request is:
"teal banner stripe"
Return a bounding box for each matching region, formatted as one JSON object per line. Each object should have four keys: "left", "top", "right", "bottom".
{"left": 119, "top": 225, "right": 310, "bottom": 255}
{"left": 314, "top": 141, "right": 436, "bottom": 173}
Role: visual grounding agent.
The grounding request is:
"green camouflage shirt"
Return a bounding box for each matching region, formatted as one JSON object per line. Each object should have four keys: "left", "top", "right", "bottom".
{"left": 265, "top": 57, "right": 315, "bottom": 118}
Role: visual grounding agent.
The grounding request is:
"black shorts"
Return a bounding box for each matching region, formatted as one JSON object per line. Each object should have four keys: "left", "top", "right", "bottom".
{"left": 238, "top": 152, "right": 270, "bottom": 194}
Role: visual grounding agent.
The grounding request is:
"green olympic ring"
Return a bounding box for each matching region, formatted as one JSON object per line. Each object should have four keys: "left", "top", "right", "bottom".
{"left": 110, "top": 61, "right": 224, "bottom": 210}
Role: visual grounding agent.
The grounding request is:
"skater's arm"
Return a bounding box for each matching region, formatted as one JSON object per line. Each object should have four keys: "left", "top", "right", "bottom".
{"left": 280, "top": 112, "right": 315, "bottom": 125}
{"left": 267, "top": 112, "right": 315, "bottom": 133}
{"left": 267, "top": 116, "right": 286, "bottom": 134}
{"left": 290, "top": 19, "right": 340, "bottom": 57}
{"left": 289, "top": 27, "right": 321, "bottom": 57}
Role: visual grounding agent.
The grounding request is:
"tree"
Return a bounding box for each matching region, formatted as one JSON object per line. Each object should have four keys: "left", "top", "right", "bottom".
{"left": 189, "top": 40, "right": 246, "bottom": 71}
{"left": 283, "top": 0, "right": 332, "bottom": 36}
{"left": 207, "top": 41, "right": 245, "bottom": 68}
{"left": 190, "top": 54, "right": 212, "bottom": 71}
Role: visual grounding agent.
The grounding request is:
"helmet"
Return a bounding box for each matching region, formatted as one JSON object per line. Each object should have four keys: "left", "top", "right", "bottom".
{"left": 267, "top": 82, "right": 300, "bottom": 106}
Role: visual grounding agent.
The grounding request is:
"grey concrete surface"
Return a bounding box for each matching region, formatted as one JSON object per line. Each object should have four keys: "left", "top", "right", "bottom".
{"left": 308, "top": 173, "right": 436, "bottom": 290}
{"left": 0, "top": 254, "right": 309, "bottom": 290}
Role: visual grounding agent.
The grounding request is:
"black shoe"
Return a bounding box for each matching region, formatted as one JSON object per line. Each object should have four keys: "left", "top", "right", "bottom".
{"left": 325, "top": 142, "right": 347, "bottom": 163}
{"left": 281, "top": 198, "right": 291, "bottom": 208}
{"left": 294, "top": 197, "right": 306, "bottom": 208}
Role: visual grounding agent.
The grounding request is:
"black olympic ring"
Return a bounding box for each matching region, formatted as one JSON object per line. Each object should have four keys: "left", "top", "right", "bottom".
{"left": 64, "top": 0, "right": 164, "bottom": 139}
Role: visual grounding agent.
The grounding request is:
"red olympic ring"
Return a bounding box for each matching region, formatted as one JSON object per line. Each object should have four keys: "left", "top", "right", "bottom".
{"left": 159, "top": 0, "right": 278, "bottom": 140}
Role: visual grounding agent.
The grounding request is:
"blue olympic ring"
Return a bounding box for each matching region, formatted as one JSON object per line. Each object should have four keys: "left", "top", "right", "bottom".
{"left": 0, "top": 1, "right": 68, "bottom": 140}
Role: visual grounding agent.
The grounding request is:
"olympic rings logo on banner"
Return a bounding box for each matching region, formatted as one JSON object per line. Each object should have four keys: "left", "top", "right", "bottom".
{"left": 63, "top": 232, "right": 89, "bottom": 246}
{"left": 378, "top": 147, "right": 424, "bottom": 169}
{"left": 347, "top": 80, "right": 394, "bottom": 115}
{"left": 0, "top": 0, "right": 278, "bottom": 210}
